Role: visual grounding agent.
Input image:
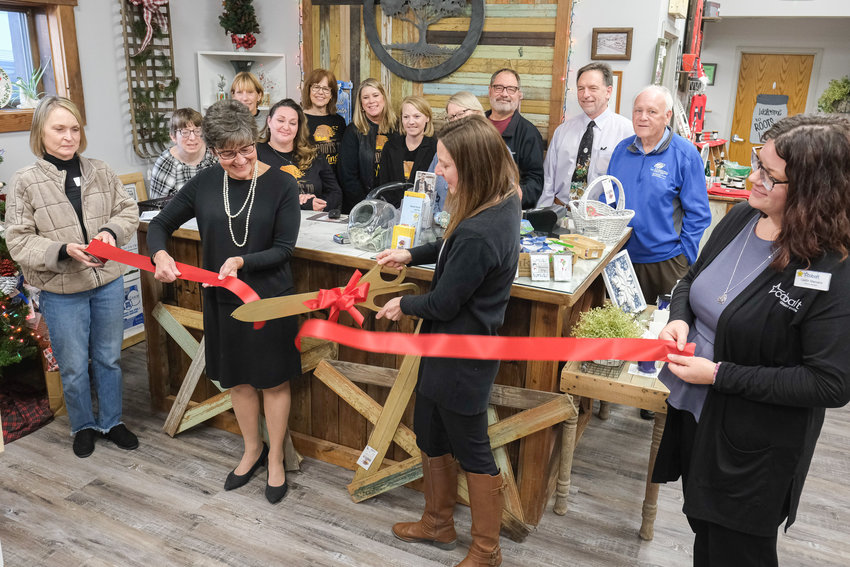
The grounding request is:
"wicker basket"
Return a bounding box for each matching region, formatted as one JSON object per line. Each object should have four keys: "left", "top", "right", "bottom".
{"left": 568, "top": 175, "right": 634, "bottom": 243}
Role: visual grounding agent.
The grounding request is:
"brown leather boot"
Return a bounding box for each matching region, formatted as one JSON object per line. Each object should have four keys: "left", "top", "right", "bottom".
{"left": 392, "top": 452, "right": 458, "bottom": 550}
{"left": 456, "top": 471, "right": 504, "bottom": 567}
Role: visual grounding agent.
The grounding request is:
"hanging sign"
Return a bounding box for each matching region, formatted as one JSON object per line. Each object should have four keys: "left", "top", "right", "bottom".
{"left": 750, "top": 94, "right": 788, "bottom": 143}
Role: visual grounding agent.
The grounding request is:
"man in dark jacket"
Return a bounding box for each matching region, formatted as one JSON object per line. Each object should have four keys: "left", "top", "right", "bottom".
{"left": 486, "top": 68, "right": 544, "bottom": 208}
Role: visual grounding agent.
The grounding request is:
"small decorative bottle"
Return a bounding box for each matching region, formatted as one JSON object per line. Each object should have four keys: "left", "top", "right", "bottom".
{"left": 216, "top": 74, "right": 227, "bottom": 101}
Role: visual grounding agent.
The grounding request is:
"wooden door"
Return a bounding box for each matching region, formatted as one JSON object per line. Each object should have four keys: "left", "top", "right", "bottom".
{"left": 728, "top": 53, "right": 813, "bottom": 165}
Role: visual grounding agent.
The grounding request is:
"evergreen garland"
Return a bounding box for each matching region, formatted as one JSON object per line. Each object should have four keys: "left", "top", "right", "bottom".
{"left": 219, "top": 0, "right": 261, "bottom": 35}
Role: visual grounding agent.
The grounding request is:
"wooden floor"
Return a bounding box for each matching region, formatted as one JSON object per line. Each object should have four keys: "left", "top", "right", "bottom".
{"left": 2, "top": 343, "right": 850, "bottom": 566}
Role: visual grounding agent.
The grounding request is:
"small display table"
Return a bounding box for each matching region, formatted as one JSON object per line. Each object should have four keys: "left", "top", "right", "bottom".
{"left": 556, "top": 359, "right": 669, "bottom": 540}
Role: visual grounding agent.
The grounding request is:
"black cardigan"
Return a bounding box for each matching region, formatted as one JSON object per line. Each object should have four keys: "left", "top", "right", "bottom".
{"left": 377, "top": 135, "right": 437, "bottom": 186}
{"left": 661, "top": 202, "right": 850, "bottom": 536}
{"left": 399, "top": 194, "right": 521, "bottom": 415}
{"left": 486, "top": 109, "right": 544, "bottom": 209}
{"left": 338, "top": 121, "right": 396, "bottom": 212}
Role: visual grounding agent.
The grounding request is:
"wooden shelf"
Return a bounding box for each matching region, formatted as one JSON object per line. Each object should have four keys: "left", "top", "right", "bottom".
{"left": 196, "top": 51, "right": 286, "bottom": 112}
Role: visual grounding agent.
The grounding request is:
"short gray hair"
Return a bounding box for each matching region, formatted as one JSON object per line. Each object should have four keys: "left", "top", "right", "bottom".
{"left": 202, "top": 100, "right": 257, "bottom": 150}
{"left": 635, "top": 85, "right": 674, "bottom": 112}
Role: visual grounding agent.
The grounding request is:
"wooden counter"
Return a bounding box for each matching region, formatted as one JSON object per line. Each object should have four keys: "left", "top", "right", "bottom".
{"left": 138, "top": 211, "right": 629, "bottom": 526}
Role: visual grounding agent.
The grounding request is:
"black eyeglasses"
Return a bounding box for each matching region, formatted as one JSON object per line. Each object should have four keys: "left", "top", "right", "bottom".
{"left": 447, "top": 108, "right": 472, "bottom": 121}
{"left": 751, "top": 147, "right": 788, "bottom": 191}
{"left": 490, "top": 84, "right": 519, "bottom": 95}
{"left": 177, "top": 128, "right": 202, "bottom": 138}
{"left": 215, "top": 144, "right": 255, "bottom": 160}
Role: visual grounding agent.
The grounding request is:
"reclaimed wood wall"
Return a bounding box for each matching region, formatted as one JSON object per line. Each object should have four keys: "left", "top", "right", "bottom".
{"left": 303, "top": 0, "right": 573, "bottom": 143}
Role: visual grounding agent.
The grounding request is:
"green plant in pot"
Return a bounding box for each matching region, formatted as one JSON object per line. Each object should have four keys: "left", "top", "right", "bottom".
{"left": 818, "top": 76, "right": 850, "bottom": 114}
{"left": 14, "top": 59, "right": 51, "bottom": 109}
{"left": 571, "top": 303, "right": 644, "bottom": 368}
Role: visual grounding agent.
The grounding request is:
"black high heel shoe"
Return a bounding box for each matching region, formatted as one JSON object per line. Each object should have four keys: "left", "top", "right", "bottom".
{"left": 224, "top": 444, "right": 269, "bottom": 491}
{"left": 265, "top": 475, "right": 289, "bottom": 504}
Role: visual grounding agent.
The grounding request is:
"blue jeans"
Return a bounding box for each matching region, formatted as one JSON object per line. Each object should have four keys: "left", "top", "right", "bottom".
{"left": 40, "top": 277, "right": 125, "bottom": 435}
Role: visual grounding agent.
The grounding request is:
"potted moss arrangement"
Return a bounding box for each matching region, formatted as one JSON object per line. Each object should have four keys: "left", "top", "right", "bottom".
{"left": 818, "top": 76, "right": 850, "bottom": 114}
{"left": 571, "top": 303, "right": 644, "bottom": 368}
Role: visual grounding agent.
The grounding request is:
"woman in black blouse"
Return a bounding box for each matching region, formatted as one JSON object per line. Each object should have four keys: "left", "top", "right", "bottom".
{"left": 302, "top": 68, "right": 347, "bottom": 178}
{"left": 378, "top": 95, "right": 436, "bottom": 186}
{"left": 148, "top": 100, "right": 301, "bottom": 505}
{"left": 337, "top": 78, "right": 398, "bottom": 212}
{"left": 376, "top": 115, "right": 521, "bottom": 567}
{"left": 257, "top": 98, "right": 341, "bottom": 212}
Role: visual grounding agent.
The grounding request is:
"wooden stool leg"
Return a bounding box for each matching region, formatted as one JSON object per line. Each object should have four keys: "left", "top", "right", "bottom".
{"left": 597, "top": 401, "right": 610, "bottom": 420}
{"left": 639, "top": 412, "right": 667, "bottom": 540}
{"left": 553, "top": 414, "right": 578, "bottom": 515}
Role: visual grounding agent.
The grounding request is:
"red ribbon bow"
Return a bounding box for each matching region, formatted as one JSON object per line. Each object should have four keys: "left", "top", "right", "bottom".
{"left": 303, "top": 270, "right": 371, "bottom": 327}
{"left": 129, "top": 0, "right": 169, "bottom": 56}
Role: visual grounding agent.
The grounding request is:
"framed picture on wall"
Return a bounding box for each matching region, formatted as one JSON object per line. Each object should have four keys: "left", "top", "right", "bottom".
{"left": 610, "top": 71, "right": 623, "bottom": 113}
{"left": 702, "top": 63, "right": 717, "bottom": 86}
{"left": 591, "top": 28, "right": 633, "bottom": 61}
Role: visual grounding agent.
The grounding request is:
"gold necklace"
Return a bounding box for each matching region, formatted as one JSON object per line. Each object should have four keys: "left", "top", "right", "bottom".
{"left": 222, "top": 161, "right": 258, "bottom": 248}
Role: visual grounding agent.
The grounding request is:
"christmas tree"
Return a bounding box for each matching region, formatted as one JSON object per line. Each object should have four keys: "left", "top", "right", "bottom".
{"left": 0, "top": 201, "right": 41, "bottom": 369}
{"left": 219, "top": 0, "right": 260, "bottom": 35}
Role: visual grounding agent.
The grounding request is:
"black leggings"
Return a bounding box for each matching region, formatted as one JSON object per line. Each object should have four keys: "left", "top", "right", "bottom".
{"left": 689, "top": 517, "right": 778, "bottom": 567}
{"left": 413, "top": 393, "right": 498, "bottom": 475}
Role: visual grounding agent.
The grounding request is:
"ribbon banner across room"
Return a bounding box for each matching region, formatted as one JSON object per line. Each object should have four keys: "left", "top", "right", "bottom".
{"left": 89, "top": 242, "right": 695, "bottom": 363}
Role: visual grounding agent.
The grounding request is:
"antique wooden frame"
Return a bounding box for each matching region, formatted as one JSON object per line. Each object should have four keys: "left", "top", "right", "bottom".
{"left": 591, "top": 27, "right": 633, "bottom": 61}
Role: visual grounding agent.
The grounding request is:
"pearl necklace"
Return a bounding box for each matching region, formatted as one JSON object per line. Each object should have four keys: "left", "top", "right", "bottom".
{"left": 717, "top": 218, "right": 773, "bottom": 304}
{"left": 222, "top": 161, "right": 258, "bottom": 248}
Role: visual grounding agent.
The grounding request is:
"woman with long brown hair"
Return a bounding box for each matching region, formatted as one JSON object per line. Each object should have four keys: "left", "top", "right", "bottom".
{"left": 337, "top": 78, "right": 397, "bottom": 212}
{"left": 257, "top": 98, "right": 341, "bottom": 212}
{"left": 375, "top": 114, "right": 521, "bottom": 567}
{"left": 654, "top": 114, "right": 850, "bottom": 565}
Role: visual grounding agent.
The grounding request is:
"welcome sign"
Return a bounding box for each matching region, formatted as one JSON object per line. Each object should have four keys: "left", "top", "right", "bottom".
{"left": 750, "top": 94, "right": 789, "bottom": 143}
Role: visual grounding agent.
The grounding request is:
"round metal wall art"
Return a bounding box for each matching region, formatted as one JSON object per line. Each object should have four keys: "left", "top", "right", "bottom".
{"left": 362, "top": 0, "right": 485, "bottom": 83}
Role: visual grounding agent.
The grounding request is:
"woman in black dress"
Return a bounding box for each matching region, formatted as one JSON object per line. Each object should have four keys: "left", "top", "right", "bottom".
{"left": 302, "top": 68, "right": 347, "bottom": 178}
{"left": 337, "top": 78, "right": 398, "bottom": 212}
{"left": 147, "top": 100, "right": 301, "bottom": 504}
{"left": 376, "top": 115, "right": 521, "bottom": 567}
{"left": 378, "top": 95, "right": 436, "bottom": 186}
{"left": 257, "top": 98, "right": 341, "bottom": 212}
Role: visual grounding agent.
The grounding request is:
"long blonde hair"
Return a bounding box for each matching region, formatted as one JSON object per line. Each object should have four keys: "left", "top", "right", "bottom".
{"left": 439, "top": 114, "right": 519, "bottom": 239}
{"left": 352, "top": 78, "right": 397, "bottom": 136}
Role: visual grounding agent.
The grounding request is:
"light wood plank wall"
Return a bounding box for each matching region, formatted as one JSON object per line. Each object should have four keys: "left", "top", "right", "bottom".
{"left": 303, "top": 0, "right": 574, "bottom": 144}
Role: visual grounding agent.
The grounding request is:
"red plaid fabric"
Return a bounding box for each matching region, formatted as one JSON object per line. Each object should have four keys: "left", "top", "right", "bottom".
{"left": 1, "top": 379, "right": 53, "bottom": 443}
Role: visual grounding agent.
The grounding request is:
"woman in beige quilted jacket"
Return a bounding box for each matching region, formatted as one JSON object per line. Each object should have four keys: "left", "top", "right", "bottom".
{"left": 5, "top": 96, "right": 140, "bottom": 459}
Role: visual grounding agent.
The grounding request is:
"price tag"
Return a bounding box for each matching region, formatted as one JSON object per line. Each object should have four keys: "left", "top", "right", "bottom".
{"left": 357, "top": 445, "right": 379, "bottom": 470}
{"left": 602, "top": 179, "right": 616, "bottom": 205}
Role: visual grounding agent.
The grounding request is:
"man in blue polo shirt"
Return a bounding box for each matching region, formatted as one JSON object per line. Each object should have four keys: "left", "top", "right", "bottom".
{"left": 608, "top": 85, "right": 711, "bottom": 306}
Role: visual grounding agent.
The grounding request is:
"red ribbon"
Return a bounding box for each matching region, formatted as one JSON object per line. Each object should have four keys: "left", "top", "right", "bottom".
{"left": 128, "top": 0, "right": 169, "bottom": 56}
{"left": 302, "top": 270, "right": 371, "bottom": 327}
{"left": 86, "top": 240, "right": 265, "bottom": 329}
{"left": 295, "top": 319, "right": 695, "bottom": 362}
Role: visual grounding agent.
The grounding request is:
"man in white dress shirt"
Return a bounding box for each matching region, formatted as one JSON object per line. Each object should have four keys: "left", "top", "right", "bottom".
{"left": 537, "top": 62, "right": 634, "bottom": 207}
